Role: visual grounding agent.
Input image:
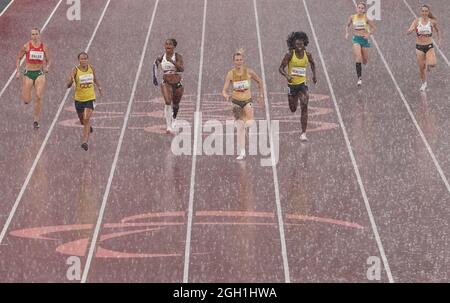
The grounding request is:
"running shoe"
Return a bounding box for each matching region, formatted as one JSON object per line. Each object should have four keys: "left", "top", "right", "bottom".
{"left": 81, "top": 143, "right": 88, "bottom": 151}
{"left": 236, "top": 150, "right": 246, "bottom": 160}
{"left": 420, "top": 82, "right": 427, "bottom": 92}
{"left": 90, "top": 126, "right": 93, "bottom": 133}
{"left": 33, "top": 121, "right": 40, "bottom": 129}
{"left": 300, "top": 132, "right": 308, "bottom": 142}
{"left": 357, "top": 78, "right": 362, "bottom": 87}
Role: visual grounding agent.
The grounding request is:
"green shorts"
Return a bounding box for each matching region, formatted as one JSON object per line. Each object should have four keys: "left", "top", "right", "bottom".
{"left": 352, "top": 35, "right": 371, "bottom": 48}
{"left": 24, "top": 70, "right": 44, "bottom": 82}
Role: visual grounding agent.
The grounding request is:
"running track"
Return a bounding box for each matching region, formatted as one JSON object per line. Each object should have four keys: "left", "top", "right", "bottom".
{"left": 0, "top": 0, "right": 449, "bottom": 282}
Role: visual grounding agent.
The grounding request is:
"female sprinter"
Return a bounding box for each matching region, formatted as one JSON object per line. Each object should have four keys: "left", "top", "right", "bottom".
{"left": 152, "top": 38, "right": 184, "bottom": 133}
{"left": 67, "top": 52, "right": 103, "bottom": 151}
{"left": 345, "top": 2, "right": 376, "bottom": 87}
{"left": 279, "top": 31, "right": 317, "bottom": 142}
{"left": 15, "top": 28, "right": 51, "bottom": 129}
{"left": 222, "top": 49, "right": 264, "bottom": 160}
{"left": 407, "top": 5, "right": 442, "bottom": 92}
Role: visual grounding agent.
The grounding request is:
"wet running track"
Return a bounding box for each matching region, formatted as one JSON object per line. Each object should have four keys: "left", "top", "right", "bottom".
{"left": 0, "top": 0, "right": 449, "bottom": 282}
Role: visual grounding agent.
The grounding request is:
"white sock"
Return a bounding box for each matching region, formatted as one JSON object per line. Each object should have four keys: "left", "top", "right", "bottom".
{"left": 164, "top": 105, "right": 172, "bottom": 128}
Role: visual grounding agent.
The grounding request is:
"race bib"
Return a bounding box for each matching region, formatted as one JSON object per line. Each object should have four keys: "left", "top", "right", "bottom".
{"left": 162, "top": 61, "right": 176, "bottom": 73}
{"left": 29, "top": 50, "right": 44, "bottom": 61}
{"left": 233, "top": 80, "right": 249, "bottom": 90}
{"left": 418, "top": 29, "right": 432, "bottom": 35}
{"left": 79, "top": 74, "right": 94, "bottom": 85}
{"left": 291, "top": 67, "right": 306, "bottom": 77}
{"left": 353, "top": 20, "right": 366, "bottom": 30}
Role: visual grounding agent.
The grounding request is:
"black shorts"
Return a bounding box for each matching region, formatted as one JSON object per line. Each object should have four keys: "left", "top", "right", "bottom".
{"left": 416, "top": 43, "right": 434, "bottom": 54}
{"left": 231, "top": 98, "right": 252, "bottom": 109}
{"left": 74, "top": 100, "right": 95, "bottom": 114}
{"left": 162, "top": 81, "right": 183, "bottom": 93}
{"left": 288, "top": 83, "right": 308, "bottom": 96}
{"left": 231, "top": 99, "right": 252, "bottom": 120}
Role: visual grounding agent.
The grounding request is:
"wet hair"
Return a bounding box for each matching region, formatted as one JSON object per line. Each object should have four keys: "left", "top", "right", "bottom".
{"left": 421, "top": 5, "right": 436, "bottom": 20}
{"left": 233, "top": 48, "right": 245, "bottom": 59}
{"left": 286, "top": 31, "right": 309, "bottom": 49}
{"left": 357, "top": 1, "right": 367, "bottom": 10}
{"left": 78, "top": 52, "right": 89, "bottom": 59}
{"left": 166, "top": 38, "right": 177, "bottom": 47}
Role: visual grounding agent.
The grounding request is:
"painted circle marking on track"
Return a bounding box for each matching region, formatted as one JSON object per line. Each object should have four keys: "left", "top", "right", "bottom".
{"left": 58, "top": 93, "right": 338, "bottom": 134}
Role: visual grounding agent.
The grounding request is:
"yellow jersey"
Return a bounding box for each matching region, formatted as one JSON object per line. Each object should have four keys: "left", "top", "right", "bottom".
{"left": 74, "top": 65, "right": 96, "bottom": 102}
{"left": 352, "top": 14, "right": 369, "bottom": 32}
{"left": 231, "top": 67, "right": 251, "bottom": 101}
{"left": 288, "top": 50, "right": 308, "bottom": 85}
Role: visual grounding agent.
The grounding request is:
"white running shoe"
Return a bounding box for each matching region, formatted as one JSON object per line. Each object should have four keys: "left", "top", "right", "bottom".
{"left": 166, "top": 126, "right": 173, "bottom": 134}
{"left": 300, "top": 132, "right": 308, "bottom": 142}
{"left": 236, "top": 150, "right": 246, "bottom": 160}
{"left": 420, "top": 82, "right": 427, "bottom": 92}
{"left": 357, "top": 78, "right": 362, "bottom": 87}
{"left": 171, "top": 117, "right": 177, "bottom": 129}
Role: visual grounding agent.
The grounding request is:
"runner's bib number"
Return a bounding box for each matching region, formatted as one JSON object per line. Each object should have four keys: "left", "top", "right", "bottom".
{"left": 29, "top": 50, "right": 44, "bottom": 61}
{"left": 233, "top": 80, "right": 250, "bottom": 90}
{"left": 162, "top": 61, "right": 176, "bottom": 73}
{"left": 79, "top": 74, "right": 94, "bottom": 84}
{"left": 353, "top": 20, "right": 366, "bottom": 30}
{"left": 291, "top": 67, "right": 306, "bottom": 77}
{"left": 79, "top": 74, "right": 94, "bottom": 89}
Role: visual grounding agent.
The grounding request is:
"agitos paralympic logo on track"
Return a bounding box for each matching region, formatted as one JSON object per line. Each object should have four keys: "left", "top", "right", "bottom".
{"left": 9, "top": 210, "right": 364, "bottom": 259}
{"left": 58, "top": 92, "right": 339, "bottom": 166}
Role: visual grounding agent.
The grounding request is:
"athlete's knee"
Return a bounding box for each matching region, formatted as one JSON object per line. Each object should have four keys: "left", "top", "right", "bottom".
{"left": 22, "top": 96, "right": 31, "bottom": 104}
{"left": 244, "top": 119, "right": 254, "bottom": 129}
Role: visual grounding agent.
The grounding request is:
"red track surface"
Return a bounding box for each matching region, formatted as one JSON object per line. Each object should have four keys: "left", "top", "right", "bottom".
{"left": 0, "top": 0, "right": 449, "bottom": 282}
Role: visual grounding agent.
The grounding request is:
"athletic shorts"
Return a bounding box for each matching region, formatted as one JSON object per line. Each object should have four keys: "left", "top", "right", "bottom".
{"left": 288, "top": 83, "right": 308, "bottom": 96}
{"left": 162, "top": 80, "right": 183, "bottom": 93}
{"left": 352, "top": 35, "right": 371, "bottom": 48}
{"left": 24, "top": 70, "right": 44, "bottom": 82}
{"left": 231, "top": 98, "right": 252, "bottom": 120}
{"left": 416, "top": 43, "right": 434, "bottom": 54}
{"left": 74, "top": 100, "right": 95, "bottom": 114}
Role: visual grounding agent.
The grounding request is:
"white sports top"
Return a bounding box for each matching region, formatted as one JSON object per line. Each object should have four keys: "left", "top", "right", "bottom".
{"left": 161, "top": 53, "right": 177, "bottom": 74}
{"left": 416, "top": 17, "right": 433, "bottom": 37}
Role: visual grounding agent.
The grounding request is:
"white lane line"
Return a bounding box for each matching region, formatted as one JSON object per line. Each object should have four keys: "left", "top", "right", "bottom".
{"left": 253, "top": 0, "right": 291, "bottom": 283}
{"left": 0, "top": 0, "right": 112, "bottom": 245}
{"left": 0, "top": 0, "right": 15, "bottom": 17}
{"left": 353, "top": 0, "right": 450, "bottom": 194}
{"left": 183, "top": 0, "right": 207, "bottom": 283}
{"left": 402, "top": 0, "right": 450, "bottom": 68}
{"left": 302, "top": 0, "right": 394, "bottom": 282}
{"left": 80, "top": 0, "right": 160, "bottom": 283}
{"left": 0, "top": 0, "right": 63, "bottom": 99}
